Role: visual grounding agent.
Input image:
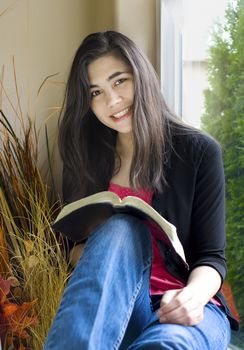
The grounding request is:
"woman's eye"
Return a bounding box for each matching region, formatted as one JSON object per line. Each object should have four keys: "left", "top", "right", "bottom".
{"left": 115, "top": 78, "right": 126, "bottom": 86}
{"left": 91, "top": 90, "right": 101, "bottom": 98}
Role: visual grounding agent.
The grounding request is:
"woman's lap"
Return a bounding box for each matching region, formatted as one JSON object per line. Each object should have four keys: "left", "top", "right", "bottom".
{"left": 123, "top": 302, "right": 231, "bottom": 350}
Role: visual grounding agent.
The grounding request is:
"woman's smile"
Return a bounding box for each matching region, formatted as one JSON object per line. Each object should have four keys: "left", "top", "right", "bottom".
{"left": 111, "top": 106, "right": 132, "bottom": 121}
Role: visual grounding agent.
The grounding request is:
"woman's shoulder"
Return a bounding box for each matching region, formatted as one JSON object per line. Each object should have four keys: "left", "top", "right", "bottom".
{"left": 169, "top": 123, "right": 222, "bottom": 166}
{"left": 171, "top": 122, "right": 219, "bottom": 148}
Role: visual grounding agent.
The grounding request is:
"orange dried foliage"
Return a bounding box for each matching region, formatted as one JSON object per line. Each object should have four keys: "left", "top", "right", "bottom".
{"left": 221, "top": 281, "right": 241, "bottom": 322}
{"left": 0, "top": 274, "right": 38, "bottom": 349}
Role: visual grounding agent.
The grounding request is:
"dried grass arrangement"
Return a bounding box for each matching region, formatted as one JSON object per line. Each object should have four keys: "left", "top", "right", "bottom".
{"left": 0, "top": 66, "right": 70, "bottom": 349}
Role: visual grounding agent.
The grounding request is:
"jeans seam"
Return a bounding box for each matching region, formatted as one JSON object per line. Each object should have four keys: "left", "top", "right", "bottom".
{"left": 112, "top": 259, "right": 151, "bottom": 350}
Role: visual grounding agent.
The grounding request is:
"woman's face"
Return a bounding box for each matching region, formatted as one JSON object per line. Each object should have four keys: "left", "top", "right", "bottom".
{"left": 87, "top": 54, "right": 134, "bottom": 135}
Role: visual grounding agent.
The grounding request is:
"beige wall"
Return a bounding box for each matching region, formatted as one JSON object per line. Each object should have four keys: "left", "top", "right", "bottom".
{"left": 115, "top": 0, "right": 157, "bottom": 67}
{"left": 0, "top": 0, "right": 158, "bottom": 193}
{"left": 89, "top": 0, "right": 116, "bottom": 31}
{"left": 0, "top": 0, "right": 92, "bottom": 191}
{"left": 89, "top": 0, "right": 158, "bottom": 66}
{"left": 0, "top": 0, "right": 92, "bottom": 134}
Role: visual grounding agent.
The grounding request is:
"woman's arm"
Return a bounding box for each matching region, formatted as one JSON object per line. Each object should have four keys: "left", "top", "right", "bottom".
{"left": 158, "top": 136, "right": 226, "bottom": 326}
{"left": 158, "top": 266, "right": 221, "bottom": 325}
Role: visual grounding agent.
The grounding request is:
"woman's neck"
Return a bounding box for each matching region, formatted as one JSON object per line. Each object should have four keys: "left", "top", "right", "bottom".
{"left": 111, "top": 133, "right": 133, "bottom": 187}
{"left": 116, "top": 132, "right": 134, "bottom": 160}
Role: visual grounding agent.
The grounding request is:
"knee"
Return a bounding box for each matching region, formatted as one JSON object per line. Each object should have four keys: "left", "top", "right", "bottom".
{"left": 109, "top": 214, "right": 151, "bottom": 246}
{"left": 108, "top": 214, "right": 149, "bottom": 236}
{"left": 90, "top": 214, "right": 152, "bottom": 256}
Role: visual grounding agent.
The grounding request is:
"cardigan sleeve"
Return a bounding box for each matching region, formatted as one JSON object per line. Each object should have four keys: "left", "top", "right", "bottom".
{"left": 190, "top": 137, "right": 227, "bottom": 282}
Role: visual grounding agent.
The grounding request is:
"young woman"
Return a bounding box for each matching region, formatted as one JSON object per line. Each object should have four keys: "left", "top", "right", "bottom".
{"left": 44, "top": 31, "right": 238, "bottom": 349}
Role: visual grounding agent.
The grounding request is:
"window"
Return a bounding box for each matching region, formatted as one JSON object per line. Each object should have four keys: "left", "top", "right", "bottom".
{"left": 159, "top": 0, "right": 183, "bottom": 117}
{"left": 159, "top": 1, "right": 243, "bottom": 348}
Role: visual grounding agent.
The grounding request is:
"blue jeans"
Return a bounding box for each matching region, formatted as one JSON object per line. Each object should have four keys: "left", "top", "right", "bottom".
{"left": 44, "top": 214, "right": 231, "bottom": 349}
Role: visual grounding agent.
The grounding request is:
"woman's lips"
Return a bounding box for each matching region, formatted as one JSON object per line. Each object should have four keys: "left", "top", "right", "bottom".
{"left": 111, "top": 106, "right": 132, "bottom": 121}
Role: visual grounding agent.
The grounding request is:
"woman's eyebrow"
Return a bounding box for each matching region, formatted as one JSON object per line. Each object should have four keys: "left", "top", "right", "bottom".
{"left": 89, "top": 71, "right": 130, "bottom": 88}
{"left": 107, "top": 71, "right": 129, "bottom": 81}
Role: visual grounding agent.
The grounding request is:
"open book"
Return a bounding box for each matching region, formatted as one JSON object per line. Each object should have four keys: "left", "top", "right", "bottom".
{"left": 52, "top": 191, "right": 187, "bottom": 264}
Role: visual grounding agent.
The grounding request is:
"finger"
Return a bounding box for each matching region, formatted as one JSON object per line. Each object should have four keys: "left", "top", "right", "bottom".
{"left": 158, "top": 290, "right": 181, "bottom": 319}
{"left": 160, "top": 288, "right": 191, "bottom": 314}
{"left": 160, "top": 289, "right": 179, "bottom": 307}
{"left": 159, "top": 301, "right": 204, "bottom": 326}
{"left": 159, "top": 309, "right": 203, "bottom": 326}
{"left": 159, "top": 298, "right": 193, "bottom": 322}
{"left": 158, "top": 290, "right": 179, "bottom": 317}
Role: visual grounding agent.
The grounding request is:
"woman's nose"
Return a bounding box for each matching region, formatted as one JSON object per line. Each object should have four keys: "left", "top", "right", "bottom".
{"left": 106, "top": 90, "right": 122, "bottom": 108}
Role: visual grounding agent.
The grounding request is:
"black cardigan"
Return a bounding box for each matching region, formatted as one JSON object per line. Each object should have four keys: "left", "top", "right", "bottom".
{"left": 153, "top": 131, "right": 226, "bottom": 281}
{"left": 151, "top": 130, "right": 238, "bottom": 330}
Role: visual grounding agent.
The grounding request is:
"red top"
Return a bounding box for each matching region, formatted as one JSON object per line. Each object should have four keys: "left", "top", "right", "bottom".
{"left": 108, "top": 182, "right": 221, "bottom": 306}
{"left": 108, "top": 182, "right": 185, "bottom": 295}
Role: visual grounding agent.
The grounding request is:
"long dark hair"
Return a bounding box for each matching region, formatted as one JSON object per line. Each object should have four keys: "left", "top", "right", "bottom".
{"left": 59, "top": 30, "right": 182, "bottom": 202}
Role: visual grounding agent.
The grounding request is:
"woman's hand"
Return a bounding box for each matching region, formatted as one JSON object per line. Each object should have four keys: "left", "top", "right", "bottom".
{"left": 157, "top": 287, "right": 204, "bottom": 326}
{"left": 157, "top": 266, "right": 222, "bottom": 326}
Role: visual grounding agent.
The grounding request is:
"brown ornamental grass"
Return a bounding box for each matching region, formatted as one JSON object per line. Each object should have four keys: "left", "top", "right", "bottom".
{"left": 0, "top": 63, "right": 70, "bottom": 350}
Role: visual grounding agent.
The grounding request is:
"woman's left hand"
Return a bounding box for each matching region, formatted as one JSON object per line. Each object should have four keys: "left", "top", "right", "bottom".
{"left": 157, "top": 287, "right": 205, "bottom": 326}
